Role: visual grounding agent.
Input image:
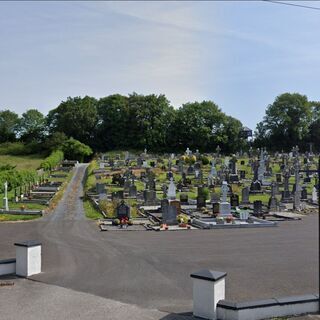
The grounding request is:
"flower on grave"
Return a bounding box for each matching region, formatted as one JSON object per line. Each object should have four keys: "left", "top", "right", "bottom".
{"left": 20, "top": 205, "right": 25, "bottom": 211}
{"left": 113, "top": 219, "right": 120, "bottom": 226}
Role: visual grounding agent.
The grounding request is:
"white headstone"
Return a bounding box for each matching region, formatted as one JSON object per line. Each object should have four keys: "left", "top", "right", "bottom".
{"left": 312, "top": 187, "right": 318, "bottom": 203}
{"left": 167, "top": 178, "right": 176, "bottom": 200}
{"left": 186, "top": 148, "right": 191, "bottom": 156}
{"left": 221, "top": 181, "right": 228, "bottom": 203}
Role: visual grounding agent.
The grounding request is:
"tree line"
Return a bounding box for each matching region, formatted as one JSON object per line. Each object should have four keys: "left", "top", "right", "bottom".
{"left": 0, "top": 92, "right": 319, "bottom": 155}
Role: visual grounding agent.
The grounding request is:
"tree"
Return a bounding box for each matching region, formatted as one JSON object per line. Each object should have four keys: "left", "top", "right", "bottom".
{"left": 0, "top": 110, "right": 19, "bottom": 142}
{"left": 62, "top": 138, "right": 93, "bottom": 162}
{"left": 18, "top": 109, "right": 46, "bottom": 143}
{"left": 44, "top": 132, "right": 68, "bottom": 153}
{"left": 96, "top": 94, "right": 130, "bottom": 150}
{"left": 127, "top": 93, "right": 175, "bottom": 150}
{"left": 255, "top": 93, "right": 312, "bottom": 151}
{"left": 47, "top": 96, "right": 98, "bottom": 146}
{"left": 172, "top": 101, "right": 233, "bottom": 151}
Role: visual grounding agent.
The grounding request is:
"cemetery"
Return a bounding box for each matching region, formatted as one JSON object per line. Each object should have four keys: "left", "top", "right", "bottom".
{"left": 84, "top": 147, "right": 318, "bottom": 232}
{"left": 0, "top": 152, "right": 77, "bottom": 221}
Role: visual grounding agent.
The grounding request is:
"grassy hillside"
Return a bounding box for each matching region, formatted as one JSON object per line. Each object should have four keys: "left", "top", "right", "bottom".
{"left": 0, "top": 154, "right": 44, "bottom": 170}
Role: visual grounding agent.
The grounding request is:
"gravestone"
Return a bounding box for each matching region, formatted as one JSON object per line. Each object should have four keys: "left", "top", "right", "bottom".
{"left": 196, "top": 196, "right": 206, "bottom": 209}
{"left": 210, "top": 192, "right": 220, "bottom": 203}
{"left": 219, "top": 181, "right": 231, "bottom": 216}
{"left": 187, "top": 165, "right": 194, "bottom": 174}
{"left": 167, "top": 178, "right": 176, "bottom": 200}
{"left": 180, "top": 194, "right": 189, "bottom": 204}
{"left": 129, "top": 185, "right": 137, "bottom": 198}
{"left": 162, "top": 205, "right": 178, "bottom": 225}
{"left": 241, "top": 187, "right": 250, "bottom": 204}
{"left": 250, "top": 180, "right": 261, "bottom": 192}
{"left": 212, "top": 202, "right": 220, "bottom": 214}
{"left": 137, "top": 157, "right": 143, "bottom": 168}
{"left": 116, "top": 201, "right": 131, "bottom": 219}
{"left": 253, "top": 200, "right": 263, "bottom": 217}
{"left": 276, "top": 173, "right": 282, "bottom": 183}
{"left": 239, "top": 170, "right": 246, "bottom": 179}
{"left": 96, "top": 183, "right": 106, "bottom": 194}
{"left": 143, "top": 190, "right": 157, "bottom": 205}
{"left": 230, "top": 194, "right": 239, "bottom": 207}
{"left": 312, "top": 187, "right": 318, "bottom": 203}
{"left": 170, "top": 200, "right": 181, "bottom": 215}
{"left": 123, "top": 179, "right": 131, "bottom": 193}
{"left": 161, "top": 198, "right": 169, "bottom": 212}
{"left": 229, "top": 174, "right": 239, "bottom": 183}
{"left": 301, "top": 187, "right": 308, "bottom": 200}
{"left": 268, "top": 182, "right": 278, "bottom": 211}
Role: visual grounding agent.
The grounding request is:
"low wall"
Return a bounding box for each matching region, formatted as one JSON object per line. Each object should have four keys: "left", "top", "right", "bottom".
{"left": 217, "top": 295, "right": 319, "bottom": 320}
{"left": 0, "top": 258, "right": 16, "bottom": 276}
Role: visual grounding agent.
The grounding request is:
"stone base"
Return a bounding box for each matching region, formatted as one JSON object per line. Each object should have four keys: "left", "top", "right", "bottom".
{"left": 219, "top": 202, "right": 231, "bottom": 216}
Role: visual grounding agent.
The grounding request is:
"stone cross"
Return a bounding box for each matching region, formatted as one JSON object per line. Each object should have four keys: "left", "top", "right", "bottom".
{"left": 3, "top": 181, "right": 9, "bottom": 211}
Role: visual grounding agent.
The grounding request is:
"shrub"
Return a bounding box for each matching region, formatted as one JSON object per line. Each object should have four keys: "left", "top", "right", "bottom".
{"left": 201, "top": 156, "right": 209, "bottom": 165}
{"left": 40, "top": 150, "right": 64, "bottom": 171}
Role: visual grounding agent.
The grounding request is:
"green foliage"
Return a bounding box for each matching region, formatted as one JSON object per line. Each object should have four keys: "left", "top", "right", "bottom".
{"left": 198, "top": 187, "right": 209, "bottom": 200}
{"left": 40, "top": 150, "right": 64, "bottom": 171}
{"left": 0, "top": 142, "right": 38, "bottom": 155}
{"left": 47, "top": 96, "right": 98, "bottom": 147}
{"left": 255, "top": 93, "right": 316, "bottom": 151}
{"left": 0, "top": 169, "right": 38, "bottom": 193}
{"left": 0, "top": 110, "right": 19, "bottom": 143}
{"left": 201, "top": 156, "right": 209, "bottom": 165}
{"left": 18, "top": 109, "right": 46, "bottom": 143}
{"left": 62, "top": 138, "right": 92, "bottom": 162}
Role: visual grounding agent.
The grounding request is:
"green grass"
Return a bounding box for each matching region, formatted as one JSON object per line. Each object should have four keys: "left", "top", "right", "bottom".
{"left": 0, "top": 154, "right": 44, "bottom": 170}
{"left": 83, "top": 199, "right": 103, "bottom": 220}
{"left": 0, "top": 214, "right": 42, "bottom": 222}
{"left": 8, "top": 202, "right": 46, "bottom": 210}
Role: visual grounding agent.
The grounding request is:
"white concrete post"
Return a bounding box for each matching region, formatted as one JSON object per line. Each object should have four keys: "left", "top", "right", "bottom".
{"left": 15, "top": 240, "right": 42, "bottom": 277}
{"left": 191, "top": 269, "right": 227, "bottom": 320}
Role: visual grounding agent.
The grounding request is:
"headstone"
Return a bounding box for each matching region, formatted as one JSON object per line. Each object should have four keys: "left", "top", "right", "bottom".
{"left": 276, "top": 173, "right": 282, "bottom": 183}
{"left": 162, "top": 205, "right": 177, "bottom": 225}
{"left": 239, "top": 170, "right": 246, "bottom": 179}
{"left": 144, "top": 190, "right": 157, "bottom": 205}
{"left": 230, "top": 194, "right": 239, "bottom": 207}
{"left": 129, "top": 185, "right": 137, "bottom": 198}
{"left": 187, "top": 165, "right": 194, "bottom": 175}
{"left": 312, "top": 187, "right": 318, "bottom": 203}
{"left": 96, "top": 183, "right": 106, "bottom": 194}
{"left": 180, "top": 194, "right": 189, "bottom": 204}
{"left": 301, "top": 186, "right": 307, "bottom": 200}
{"left": 170, "top": 200, "right": 181, "bottom": 215}
{"left": 116, "top": 201, "right": 130, "bottom": 219}
{"left": 219, "top": 181, "right": 231, "bottom": 216}
{"left": 210, "top": 192, "right": 220, "bottom": 203}
{"left": 212, "top": 202, "right": 220, "bottom": 214}
{"left": 196, "top": 196, "right": 206, "bottom": 208}
{"left": 167, "top": 178, "right": 176, "bottom": 200}
{"left": 241, "top": 187, "right": 250, "bottom": 204}
{"left": 253, "top": 200, "right": 263, "bottom": 217}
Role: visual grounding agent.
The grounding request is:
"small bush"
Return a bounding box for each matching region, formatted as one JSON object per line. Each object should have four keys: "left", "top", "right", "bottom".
{"left": 201, "top": 156, "right": 209, "bottom": 165}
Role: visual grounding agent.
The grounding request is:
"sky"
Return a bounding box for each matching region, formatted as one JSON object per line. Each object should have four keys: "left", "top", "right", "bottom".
{"left": 0, "top": 1, "right": 319, "bottom": 130}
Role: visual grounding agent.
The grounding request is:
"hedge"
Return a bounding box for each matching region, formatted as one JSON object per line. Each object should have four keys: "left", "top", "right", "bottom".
{"left": 40, "top": 150, "right": 64, "bottom": 171}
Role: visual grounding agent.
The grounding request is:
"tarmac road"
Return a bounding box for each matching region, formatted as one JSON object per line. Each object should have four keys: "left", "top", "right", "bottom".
{"left": 0, "top": 163, "right": 318, "bottom": 313}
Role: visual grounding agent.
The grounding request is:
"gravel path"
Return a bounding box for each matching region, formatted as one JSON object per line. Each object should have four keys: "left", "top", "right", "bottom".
{"left": 44, "top": 163, "right": 88, "bottom": 221}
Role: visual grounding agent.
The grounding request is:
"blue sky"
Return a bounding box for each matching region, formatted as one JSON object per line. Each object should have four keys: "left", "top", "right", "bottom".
{"left": 0, "top": 1, "right": 319, "bottom": 130}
